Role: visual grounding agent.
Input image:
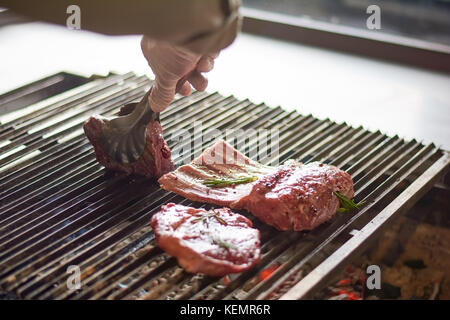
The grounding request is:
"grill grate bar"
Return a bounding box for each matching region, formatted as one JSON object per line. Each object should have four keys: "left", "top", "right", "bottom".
{"left": 0, "top": 84, "right": 149, "bottom": 171}
{"left": 0, "top": 137, "right": 89, "bottom": 189}
{"left": 353, "top": 141, "right": 420, "bottom": 191}
{"left": 271, "top": 121, "right": 338, "bottom": 165}
{"left": 162, "top": 96, "right": 236, "bottom": 133}
{"left": 0, "top": 76, "right": 147, "bottom": 157}
{"left": 328, "top": 131, "right": 385, "bottom": 167}
{"left": 0, "top": 172, "right": 138, "bottom": 277}
{"left": 11, "top": 189, "right": 177, "bottom": 297}
{"left": 303, "top": 126, "right": 364, "bottom": 164}
{"left": 0, "top": 152, "right": 99, "bottom": 217}
{"left": 0, "top": 162, "right": 104, "bottom": 236}
{"left": 0, "top": 74, "right": 137, "bottom": 139}
{"left": 0, "top": 73, "right": 135, "bottom": 126}
{"left": 0, "top": 167, "right": 132, "bottom": 249}
{"left": 56, "top": 230, "right": 158, "bottom": 299}
{"left": 315, "top": 128, "right": 369, "bottom": 164}
{"left": 346, "top": 136, "right": 402, "bottom": 175}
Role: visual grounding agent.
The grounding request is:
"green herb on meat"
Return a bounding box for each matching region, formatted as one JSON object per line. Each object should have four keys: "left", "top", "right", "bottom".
{"left": 192, "top": 211, "right": 228, "bottom": 226}
{"left": 212, "top": 237, "right": 237, "bottom": 250}
{"left": 334, "top": 191, "right": 365, "bottom": 213}
{"left": 202, "top": 176, "right": 258, "bottom": 188}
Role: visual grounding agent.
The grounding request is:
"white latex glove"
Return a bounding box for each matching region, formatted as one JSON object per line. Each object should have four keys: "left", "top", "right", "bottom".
{"left": 141, "top": 35, "right": 218, "bottom": 112}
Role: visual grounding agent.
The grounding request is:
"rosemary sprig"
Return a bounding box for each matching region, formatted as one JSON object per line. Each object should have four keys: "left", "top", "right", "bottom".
{"left": 192, "top": 211, "right": 228, "bottom": 226}
{"left": 212, "top": 237, "right": 237, "bottom": 250}
{"left": 334, "top": 191, "right": 365, "bottom": 213}
{"left": 202, "top": 176, "right": 258, "bottom": 188}
{"left": 213, "top": 215, "right": 228, "bottom": 226}
{"left": 192, "top": 216, "right": 206, "bottom": 224}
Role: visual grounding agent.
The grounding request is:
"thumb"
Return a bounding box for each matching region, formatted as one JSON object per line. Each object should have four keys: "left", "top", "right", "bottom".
{"left": 149, "top": 77, "right": 177, "bottom": 113}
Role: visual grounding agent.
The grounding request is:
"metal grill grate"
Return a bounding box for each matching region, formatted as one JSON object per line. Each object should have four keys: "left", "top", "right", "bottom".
{"left": 0, "top": 73, "right": 448, "bottom": 300}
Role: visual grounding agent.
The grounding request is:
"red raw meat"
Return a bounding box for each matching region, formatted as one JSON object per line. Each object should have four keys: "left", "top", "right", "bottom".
{"left": 83, "top": 104, "right": 174, "bottom": 178}
{"left": 159, "top": 140, "right": 354, "bottom": 231}
{"left": 150, "top": 203, "right": 261, "bottom": 276}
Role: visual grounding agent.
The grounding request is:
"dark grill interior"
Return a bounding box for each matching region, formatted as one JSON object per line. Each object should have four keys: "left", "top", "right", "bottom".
{"left": 0, "top": 73, "right": 448, "bottom": 300}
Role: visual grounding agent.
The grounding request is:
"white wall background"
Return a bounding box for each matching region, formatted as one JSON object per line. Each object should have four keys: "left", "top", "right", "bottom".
{"left": 1, "top": 21, "right": 449, "bottom": 149}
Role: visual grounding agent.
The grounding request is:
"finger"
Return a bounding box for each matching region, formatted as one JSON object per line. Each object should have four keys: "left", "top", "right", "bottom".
{"left": 149, "top": 77, "right": 177, "bottom": 112}
{"left": 177, "top": 81, "right": 192, "bottom": 96}
{"left": 197, "top": 56, "right": 214, "bottom": 73}
{"left": 187, "top": 71, "right": 208, "bottom": 92}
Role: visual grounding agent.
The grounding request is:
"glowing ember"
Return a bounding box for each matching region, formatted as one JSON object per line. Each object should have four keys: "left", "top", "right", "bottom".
{"left": 336, "top": 289, "right": 361, "bottom": 300}
{"left": 260, "top": 264, "right": 279, "bottom": 281}
{"left": 325, "top": 264, "right": 365, "bottom": 300}
{"left": 221, "top": 275, "right": 231, "bottom": 285}
{"left": 338, "top": 278, "right": 352, "bottom": 286}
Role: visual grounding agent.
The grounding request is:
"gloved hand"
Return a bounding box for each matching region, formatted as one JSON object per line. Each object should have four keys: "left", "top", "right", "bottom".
{"left": 141, "top": 35, "right": 218, "bottom": 112}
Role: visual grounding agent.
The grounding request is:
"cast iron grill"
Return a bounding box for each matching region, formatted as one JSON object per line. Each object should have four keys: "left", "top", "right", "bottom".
{"left": 0, "top": 73, "right": 448, "bottom": 300}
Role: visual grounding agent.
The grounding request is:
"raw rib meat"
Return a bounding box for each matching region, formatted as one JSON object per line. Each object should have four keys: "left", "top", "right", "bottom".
{"left": 83, "top": 104, "right": 174, "bottom": 178}
{"left": 158, "top": 139, "right": 274, "bottom": 206}
{"left": 159, "top": 140, "right": 354, "bottom": 231}
{"left": 150, "top": 203, "right": 261, "bottom": 277}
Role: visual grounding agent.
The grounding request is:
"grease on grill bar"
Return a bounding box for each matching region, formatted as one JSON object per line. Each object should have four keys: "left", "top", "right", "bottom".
{"left": 0, "top": 72, "right": 448, "bottom": 300}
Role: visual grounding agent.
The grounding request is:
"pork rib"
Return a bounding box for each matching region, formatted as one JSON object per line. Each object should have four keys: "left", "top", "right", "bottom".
{"left": 150, "top": 203, "right": 261, "bottom": 277}
{"left": 159, "top": 140, "right": 354, "bottom": 231}
{"left": 158, "top": 139, "right": 274, "bottom": 206}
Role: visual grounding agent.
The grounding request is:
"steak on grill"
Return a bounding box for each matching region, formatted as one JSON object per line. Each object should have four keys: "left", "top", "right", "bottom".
{"left": 83, "top": 103, "right": 174, "bottom": 178}
{"left": 234, "top": 160, "right": 354, "bottom": 231}
{"left": 158, "top": 140, "right": 354, "bottom": 231}
{"left": 150, "top": 203, "right": 261, "bottom": 277}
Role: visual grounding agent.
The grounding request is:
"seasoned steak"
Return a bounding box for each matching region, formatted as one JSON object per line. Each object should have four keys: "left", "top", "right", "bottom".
{"left": 234, "top": 160, "right": 354, "bottom": 231}
{"left": 150, "top": 203, "right": 261, "bottom": 277}
{"left": 83, "top": 104, "right": 173, "bottom": 178}
{"left": 159, "top": 140, "right": 355, "bottom": 231}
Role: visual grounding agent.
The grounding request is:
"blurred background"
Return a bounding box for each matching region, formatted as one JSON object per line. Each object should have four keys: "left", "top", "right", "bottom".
{"left": 1, "top": 1, "right": 449, "bottom": 149}
{"left": 244, "top": 0, "right": 450, "bottom": 45}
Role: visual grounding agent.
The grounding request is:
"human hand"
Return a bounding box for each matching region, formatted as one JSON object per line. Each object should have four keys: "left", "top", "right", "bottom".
{"left": 141, "top": 35, "right": 218, "bottom": 112}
